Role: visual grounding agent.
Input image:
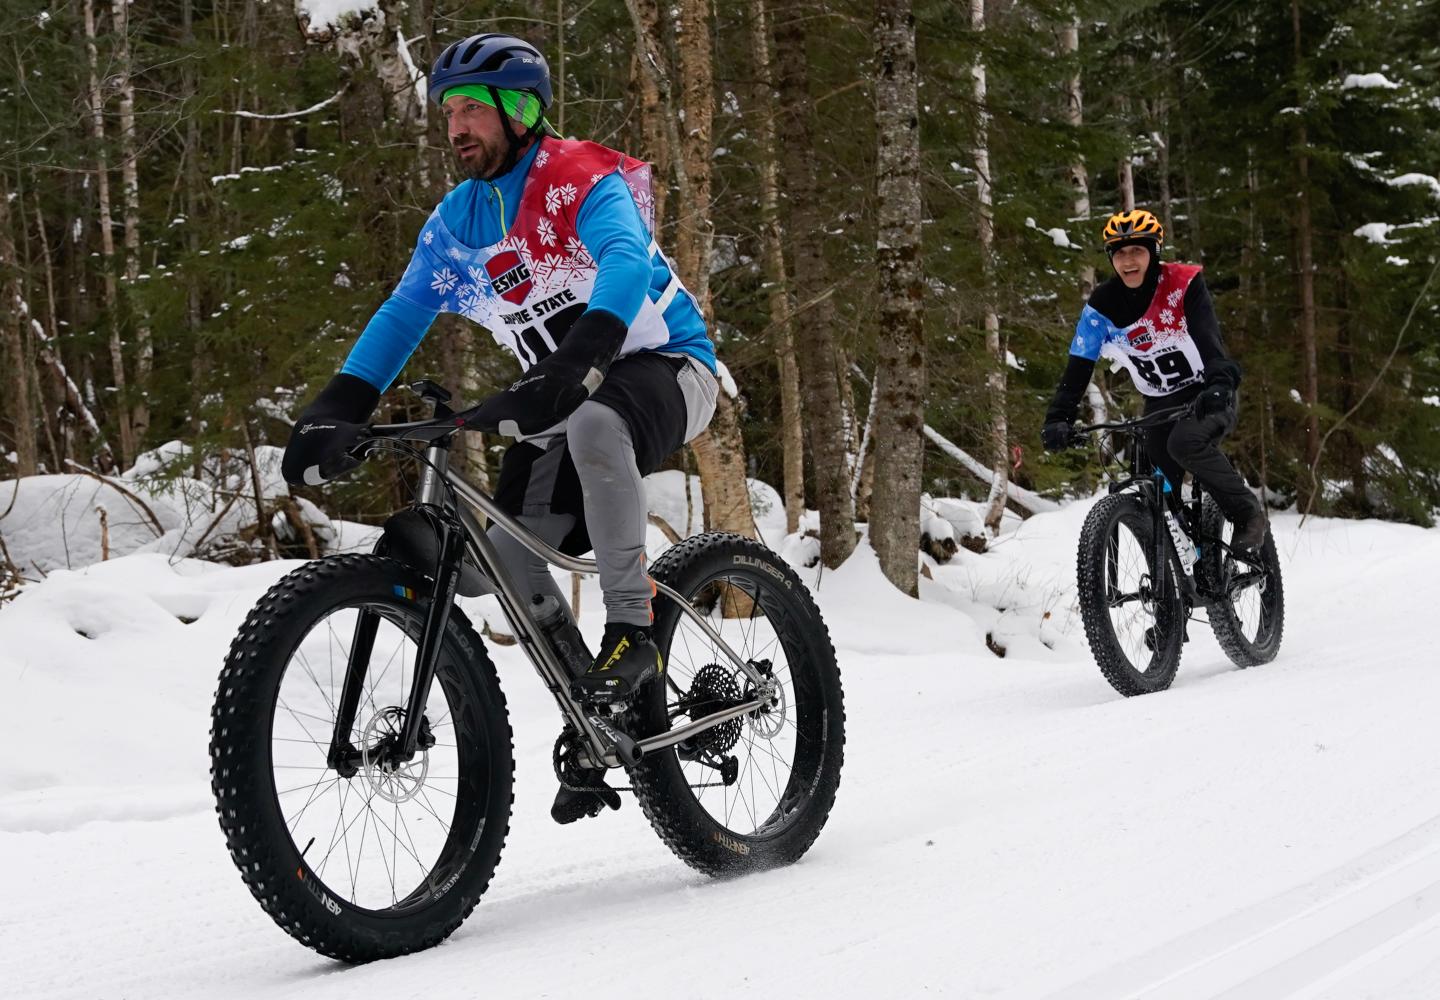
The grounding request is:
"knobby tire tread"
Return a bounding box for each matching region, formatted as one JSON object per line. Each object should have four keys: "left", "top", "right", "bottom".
{"left": 209, "top": 554, "right": 514, "bottom": 962}
{"left": 626, "top": 532, "right": 845, "bottom": 877}
{"left": 1077, "top": 494, "right": 1184, "bottom": 696}
{"left": 1200, "top": 498, "right": 1286, "bottom": 667}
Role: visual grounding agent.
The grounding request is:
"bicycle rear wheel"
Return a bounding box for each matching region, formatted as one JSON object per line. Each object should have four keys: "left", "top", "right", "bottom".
{"left": 210, "top": 555, "right": 513, "bottom": 961}
{"left": 1077, "top": 494, "right": 1186, "bottom": 696}
{"left": 627, "top": 533, "right": 845, "bottom": 876}
{"left": 1199, "top": 497, "right": 1285, "bottom": 666}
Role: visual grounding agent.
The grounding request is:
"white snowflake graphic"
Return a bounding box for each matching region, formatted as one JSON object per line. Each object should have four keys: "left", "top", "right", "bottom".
{"left": 1090, "top": 318, "right": 1100, "bottom": 327}
{"left": 545, "top": 183, "right": 580, "bottom": 215}
{"left": 448, "top": 247, "right": 464, "bottom": 260}
{"left": 540, "top": 251, "right": 566, "bottom": 279}
{"left": 467, "top": 265, "right": 488, "bottom": 287}
{"left": 498, "top": 235, "right": 532, "bottom": 263}
{"left": 537, "top": 217, "right": 558, "bottom": 246}
{"left": 458, "top": 287, "right": 489, "bottom": 321}
{"left": 1167, "top": 289, "right": 1183, "bottom": 307}
{"left": 1160, "top": 308, "right": 1175, "bottom": 325}
{"left": 423, "top": 229, "right": 435, "bottom": 246}
{"left": 564, "top": 236, "right": 593, "bottom": 267}
{"left": 591, "top": 172, "right": 606, "bottom": 184}
{"left": 431, "top": 268, "right": 458, "bottom": 295}
{"left": 534, "top": 149, "right": 550, "bottom": 169}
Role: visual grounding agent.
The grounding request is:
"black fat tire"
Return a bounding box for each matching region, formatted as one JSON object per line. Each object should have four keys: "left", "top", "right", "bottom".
{"left": 1199, "top": 497, "right": 1285, "bottom": 667}
{"left": 628, "top": 532, "right": 845, "bottom": 876}
{"left": 209, "top": 554, "right": 513, "bottom": 962}
{"left": 1077, "top": 494, "right": 1185, "bottom": 696}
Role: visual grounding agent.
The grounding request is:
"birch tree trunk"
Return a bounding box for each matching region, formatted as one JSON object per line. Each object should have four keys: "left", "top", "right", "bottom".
{"left": 1061, "top": 15, "right": 1107, "bottom": 427}
{"left": 973, "top": 0, "right": 1008, "bottom": 534}
{"left": 869, "top": 0, "right": 925, "bottom": 596}
{"left": 1060, "top": 15, "right": 1096, "bottom": 301}
{"left": 1290, "top": 0, "right": 1320, "bottom": 494}
{"left": 773, "top": 4, "right": 856, "bottom": 567}
{"left": 1117, "top": 61, "right": 1136, "bottom": 214}
{"left": 112, "top": 0, "right": 151, "bottom": 450}
{"left": 747, "top": 0, "right": 803, "bottom": 534}
{"left": 85, "top": 0, "right": 135, "bottom": 467}
{"left": 1, "top": 174, "right": 39, "bottom": 476}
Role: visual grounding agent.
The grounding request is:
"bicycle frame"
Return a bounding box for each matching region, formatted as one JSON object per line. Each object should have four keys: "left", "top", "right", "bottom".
{"left": 325, "top": 416, "right": 770, "bottom": 774}
{"left": 1078, "top": 407, "right": 1263, "bottom": 611}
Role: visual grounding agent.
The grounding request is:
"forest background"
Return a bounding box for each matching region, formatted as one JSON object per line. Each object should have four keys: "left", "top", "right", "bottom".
{"left": 2, "top": 0, "right": 1438, "bottom": 597}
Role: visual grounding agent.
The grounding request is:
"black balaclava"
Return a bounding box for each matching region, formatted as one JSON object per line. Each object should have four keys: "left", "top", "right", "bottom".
{"left": 1105, "top": 237, "right": 1163, "bottom": 324}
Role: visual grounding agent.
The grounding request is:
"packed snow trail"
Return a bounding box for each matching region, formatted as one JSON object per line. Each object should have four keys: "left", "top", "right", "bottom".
{"left": 3, "top": 507, "right": 1439, "bottom": 998}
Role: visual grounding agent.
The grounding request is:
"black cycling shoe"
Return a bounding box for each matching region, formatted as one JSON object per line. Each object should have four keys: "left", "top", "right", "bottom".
{"left": 1144, "top": 622, "right": 1190, "bottom": 650}
{"left": 1231, "top": 512, "right": 1270, "bottom": 553}
{"left": 550, "top": 771, "right": 622, "bottom": 825}
{"left": 570, "top": 623, "right": 663, "bottom": 706}
{"left": 551, "top": 727, "right": 622, "bottom": 824}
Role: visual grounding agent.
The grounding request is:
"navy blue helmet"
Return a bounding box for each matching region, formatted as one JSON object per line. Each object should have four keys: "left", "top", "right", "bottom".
{"left": 428, "top": 34, "right": 552, "bottom": 108}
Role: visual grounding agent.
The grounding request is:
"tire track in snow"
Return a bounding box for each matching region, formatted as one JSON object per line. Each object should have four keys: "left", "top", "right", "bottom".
{"left": 1041, "top": 812, "right": 1440, "bottom": 1000}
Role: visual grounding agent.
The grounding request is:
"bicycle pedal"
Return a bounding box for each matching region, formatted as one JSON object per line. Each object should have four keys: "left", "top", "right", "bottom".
{"left": 550, "top": 779, "right": 622, "bottom": 825}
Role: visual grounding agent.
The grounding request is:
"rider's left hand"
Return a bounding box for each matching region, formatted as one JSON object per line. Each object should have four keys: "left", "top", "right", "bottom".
{"left": 466, "top": 369, "right": 589, "bottom": 437}
{"left": 1195, "top": 380, "right": 1235, "bottom": 419}
{"left": 463, "top": 308, "right": 628, "bottom": 437}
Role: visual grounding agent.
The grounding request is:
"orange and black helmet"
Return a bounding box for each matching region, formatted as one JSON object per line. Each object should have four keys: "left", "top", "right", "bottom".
{"left": 1102, "top": 209, "right": 1164, "bottom": 250}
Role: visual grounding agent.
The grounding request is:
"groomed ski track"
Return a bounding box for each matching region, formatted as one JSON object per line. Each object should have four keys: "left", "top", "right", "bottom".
{"left": 3, "top": 507, "right": 1438, "bottom": 998}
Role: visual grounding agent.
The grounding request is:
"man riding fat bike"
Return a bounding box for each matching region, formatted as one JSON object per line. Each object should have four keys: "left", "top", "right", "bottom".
{"left": 280, "top": 33, "right": 720, "bottom": 820}
{"left": 1041, "top": 209, "right": 1268, "bottom": 553}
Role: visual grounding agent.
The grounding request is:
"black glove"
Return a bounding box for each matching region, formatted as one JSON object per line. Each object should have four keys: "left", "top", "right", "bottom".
{"left": 1041, "top": 420, "right": 1075, "bottom": 452}
{"left": 1194, "top": 380, "right": 1235, "bottom": 419}
{"left": 465, "top": 308, "right": 627, "bottom": 437}
{"left": 282, "top": 373, "right": 380, "bottom": 486}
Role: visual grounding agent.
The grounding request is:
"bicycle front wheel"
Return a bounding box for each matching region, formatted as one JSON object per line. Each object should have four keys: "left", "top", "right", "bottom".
{"left": 209, "top": 554, "right": 513, "bottom": 962}
{"left": 1077, "top": 494, "right": 1186, "bottom": 696}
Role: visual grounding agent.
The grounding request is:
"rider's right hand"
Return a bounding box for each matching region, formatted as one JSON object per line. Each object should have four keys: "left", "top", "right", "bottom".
{"left": 282, "top": 374, "right": 381, "bottom": 487}
{"left": 1041, "top": 420, "right": 1076, "bottom": 453}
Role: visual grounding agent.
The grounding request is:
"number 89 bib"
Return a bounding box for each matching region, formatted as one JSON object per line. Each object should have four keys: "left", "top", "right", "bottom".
{"left": 1069, "top": 262, "right": 1206, "bottom": 398}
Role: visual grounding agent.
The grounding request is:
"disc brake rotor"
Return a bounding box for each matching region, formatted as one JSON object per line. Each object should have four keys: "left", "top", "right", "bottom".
{"left": 360, "top": 706, "right": 429, "bottom": 804}
{"left": 745, "top": 660, "right": 786, "bottom": 740}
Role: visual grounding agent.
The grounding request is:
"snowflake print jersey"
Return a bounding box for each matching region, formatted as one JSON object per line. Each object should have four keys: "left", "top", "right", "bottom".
{"left": 1069, "top": 263, "right": 1206, "bottom": 397}
{"left": 390, "top": 138, "right": 700, "bottom": 374}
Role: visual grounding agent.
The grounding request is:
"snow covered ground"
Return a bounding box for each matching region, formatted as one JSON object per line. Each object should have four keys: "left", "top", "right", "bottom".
{"left": 3, "top": 501, "right": 1440, "bottom": 999}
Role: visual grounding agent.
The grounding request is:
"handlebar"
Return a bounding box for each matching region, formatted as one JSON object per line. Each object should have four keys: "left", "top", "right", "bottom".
{"left": 1072, "top": 402, "right": 1191, "bottom": 438}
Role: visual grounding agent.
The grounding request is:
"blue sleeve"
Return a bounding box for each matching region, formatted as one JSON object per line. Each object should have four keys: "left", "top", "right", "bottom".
{"left": 1070, "top": 304, "right": 1109, "bottom": 361}
{"left": 575, "top": 173, "right": 652, "bottom": 325}
{"left": 340, "top": 295, "right": 438, "bottom": 391}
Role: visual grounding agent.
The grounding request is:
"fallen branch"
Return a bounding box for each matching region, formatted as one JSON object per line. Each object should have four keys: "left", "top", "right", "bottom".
{"left": 647, "top": 512, "right": 682, "bottom": 544}
{"left": 924, "top": 424, "right": 1060, "bottom": 516}
{"left": 216, "top": 87, "right": 346, "bottom": 120}
{"left": 849, "top": 365, "right": 1058, "bottom": 516}
{"left": 62, "top": 460, "right": 165, "bottom": 536}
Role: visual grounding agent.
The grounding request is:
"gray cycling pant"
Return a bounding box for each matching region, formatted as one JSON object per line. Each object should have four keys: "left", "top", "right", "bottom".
{"left": 486, "top": 400, "right": 651, "bottom": 628}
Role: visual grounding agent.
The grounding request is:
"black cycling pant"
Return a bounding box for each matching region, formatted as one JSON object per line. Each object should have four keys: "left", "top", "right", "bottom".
{"left": 1144, "top": 389, "right": 1261, "bottom": 523}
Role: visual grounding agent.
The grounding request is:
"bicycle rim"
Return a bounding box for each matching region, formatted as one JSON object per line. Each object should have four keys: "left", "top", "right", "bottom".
{"left": 269, "top": 603, "right": 475, "bottom": 914}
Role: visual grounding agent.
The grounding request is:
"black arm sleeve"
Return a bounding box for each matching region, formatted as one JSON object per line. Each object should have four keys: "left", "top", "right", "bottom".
{"left": 1185, "top": 276, "right": 1242, "bottom": 387}
{"left": 1045, "top": 354, "right": 1097, "bottom": 425}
